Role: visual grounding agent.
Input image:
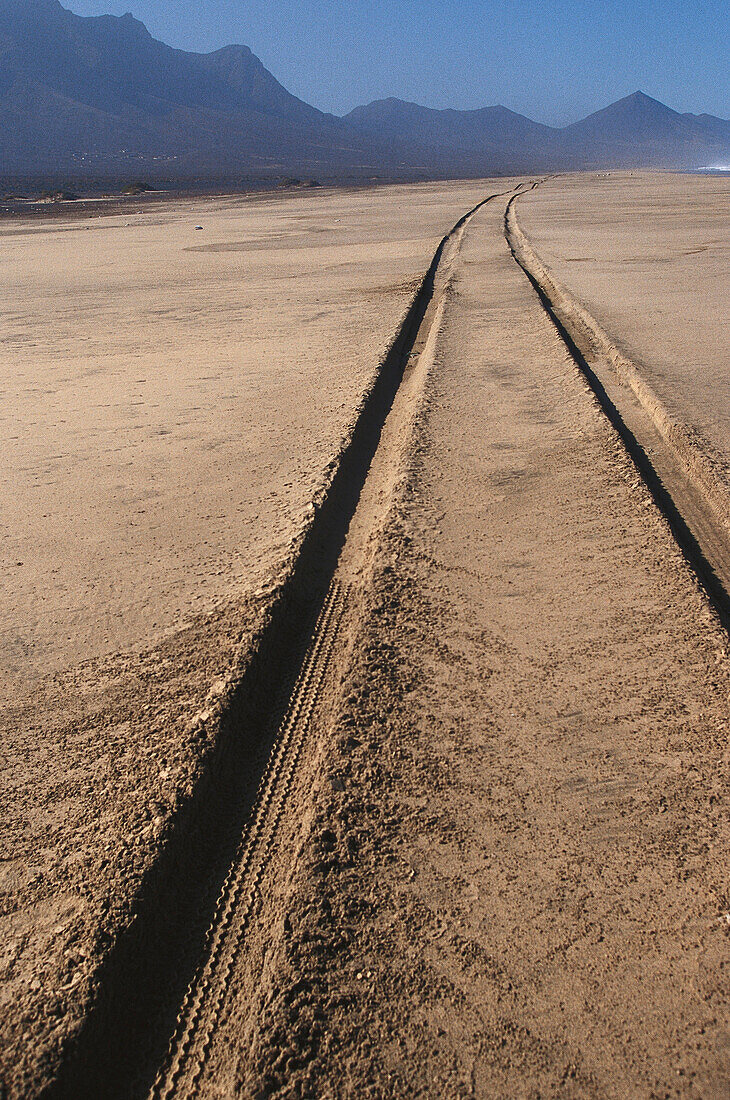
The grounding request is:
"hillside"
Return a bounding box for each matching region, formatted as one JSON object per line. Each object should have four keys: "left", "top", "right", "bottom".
{"left": 0, "top": 1, "right": 728, "bottom": 179}
{"left": 347, "top": 91, "right": 730, "bottom": 172}
{"left": 0, "top": 0, "right": 388, "bottom": 177}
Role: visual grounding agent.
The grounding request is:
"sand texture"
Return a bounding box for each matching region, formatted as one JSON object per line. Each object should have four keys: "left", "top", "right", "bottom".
{"left": 233, "top": 192, "right": 729, "bottom": 1100}
{"left": 0, "top": 179, "right": 494, "bottom": 1094}
{"left": 1, "top": 175, "right": 728, "bottom": 1098}
{"left": 1, "top": 181, "right": 491, "bottom": 683}
{"left": 518, "top": 172, "right": 730, "bottom": 493}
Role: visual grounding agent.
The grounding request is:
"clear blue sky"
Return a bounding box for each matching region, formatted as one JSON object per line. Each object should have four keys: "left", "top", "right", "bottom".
{"left": 65, "top": 0, "right": 730, "bottom": 124}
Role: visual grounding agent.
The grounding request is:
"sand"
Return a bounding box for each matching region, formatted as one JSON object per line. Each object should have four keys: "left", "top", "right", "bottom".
{"left": 0, "top": 181, "right": 490, "bottom": 684}
{"left": 0, "top": 179, "right": 495, "bottom": 1094}
{"left": 2, "top": 174, "right": 728, "bottom": 1098}
{"left": 231, "top": 190, "right": 729, "bottom": 1099}
{"left": 518, "top": 171, "right": 730, "bottom": 482}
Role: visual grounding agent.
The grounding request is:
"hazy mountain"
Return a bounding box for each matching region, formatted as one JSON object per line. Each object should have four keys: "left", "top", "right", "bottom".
{"left": 348, "top": 90, "right": 730, "bottom": 172}
{"left": 0, "top": 1, "right": 728, "bottom": 181}
{"left": 683, "top": 112, "right": 730, "bottom": 149}
{"left": 0, "top": 0, "right": 391, "bottom": 177}
{"left": 345, "top": 99, "right": 554, "bottom": 155}
{"left": 558, "top": 91, "right": 730, "bottom": 167}
{"left": 565, "top": 91, "right": 697, "bottom": 144}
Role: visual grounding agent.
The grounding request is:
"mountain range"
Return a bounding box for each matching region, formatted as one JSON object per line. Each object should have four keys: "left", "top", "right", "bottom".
{"left": 1, "top": 0, "right": 728, "bottom": 181}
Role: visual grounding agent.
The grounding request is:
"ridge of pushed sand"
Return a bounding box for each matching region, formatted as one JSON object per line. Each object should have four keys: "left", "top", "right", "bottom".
{"left": 517, "top": 172, "right": 730, "bottom": 530}
{"left": 0, "top": 180, "right": 496, "bottom": 1097}
{"left": 225, "top": 191, "right": 729, "bottom": 1098}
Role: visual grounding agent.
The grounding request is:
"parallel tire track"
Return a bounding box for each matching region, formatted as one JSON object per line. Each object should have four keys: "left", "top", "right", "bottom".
{"left": 146, "top": 189, "right": 529, "bottom": 1100}
{"left": 150, "top": 580, "right": 347, "bottom": 1100}
{"left": 148, "top": 188, "right": 528, "bottom": 1099}
{"left": 505, "top": 185, "right": 730, "bottom": 623}
{"left": 45, "top": 187, "right": 521, "bottom": 1100}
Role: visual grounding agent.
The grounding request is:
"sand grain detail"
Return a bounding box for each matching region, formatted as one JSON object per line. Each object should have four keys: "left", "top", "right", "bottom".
{"left": 233, "top": 193, "right": 729, "bottom": 1099}
{"left": 1, "top": 176, "right": 728, "bottom": 1098}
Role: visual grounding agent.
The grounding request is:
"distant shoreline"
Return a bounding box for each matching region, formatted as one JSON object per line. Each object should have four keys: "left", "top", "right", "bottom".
{"left": 0, "top": 176, "right": 379, "bottom": 220}
{"left": 2, "top": 167, "right": 724, "bottom": 222}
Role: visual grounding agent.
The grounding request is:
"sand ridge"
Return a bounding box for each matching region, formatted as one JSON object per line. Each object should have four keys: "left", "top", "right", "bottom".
{"left": 0, "top": 178, "right": 502, "bottom": 1096}
{"left": 1, "top": 174, "right": 728, "bottom": 1097}
{"left": 518, "top": 172, "right": 730, "bottom": 488}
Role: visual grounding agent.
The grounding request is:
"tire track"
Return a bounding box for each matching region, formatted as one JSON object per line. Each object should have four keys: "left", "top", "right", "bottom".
{"left": 506, "top": 185, "right": 730, "bottom": 624}
{"left": 147, "top": 187, "right": 525, "bottom": 1100}
{"left": 150, "top": 580, "right": 346, "bottom": 1100}
{"left": 146, "top": 186, "right": 527, "bottom": 1100}
{"left": 44, "top": 186, "right": 517, "bottom": 1100}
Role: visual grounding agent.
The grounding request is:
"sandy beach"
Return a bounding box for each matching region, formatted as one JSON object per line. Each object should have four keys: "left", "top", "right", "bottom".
{"left": 0, "top": 181, "right": 490, "bottom": 683}
{"left": 518, "top": 172, "right": 730, "bottom": 485}
{"left": 1, "top": 173, "right": 728, "bottom": 1098}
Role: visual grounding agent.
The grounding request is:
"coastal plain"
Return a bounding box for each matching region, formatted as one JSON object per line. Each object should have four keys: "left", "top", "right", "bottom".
{"left": 1, "top": 173, "right": 728, "bottom": 1098}
{"left": 0, "top": 178, "right": 493, "bottom": 1093}
{"left": 519, "top": 172, "right": 730, "bottom": 488}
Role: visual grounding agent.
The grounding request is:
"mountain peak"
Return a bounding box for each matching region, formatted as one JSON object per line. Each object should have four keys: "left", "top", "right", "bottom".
{"left": 619, "top": 89, "right": 674, "bottom": 112}
{"left": 208, "top": 43, "right": 254, "bottom": 59}
{"left": 94, "top": 9, "right": 152, "bottom": 39}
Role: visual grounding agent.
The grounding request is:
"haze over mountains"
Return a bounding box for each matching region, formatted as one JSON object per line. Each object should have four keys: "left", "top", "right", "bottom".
{"left": 1, "top": 0, "right": 729, "bottom": 181}
{"left": 348, "top": 94, "right": 730, "bottom": 174}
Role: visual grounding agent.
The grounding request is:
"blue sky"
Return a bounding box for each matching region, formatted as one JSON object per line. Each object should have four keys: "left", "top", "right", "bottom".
{"left": 65, "top": 0, "right": 730, "bottom": 124}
